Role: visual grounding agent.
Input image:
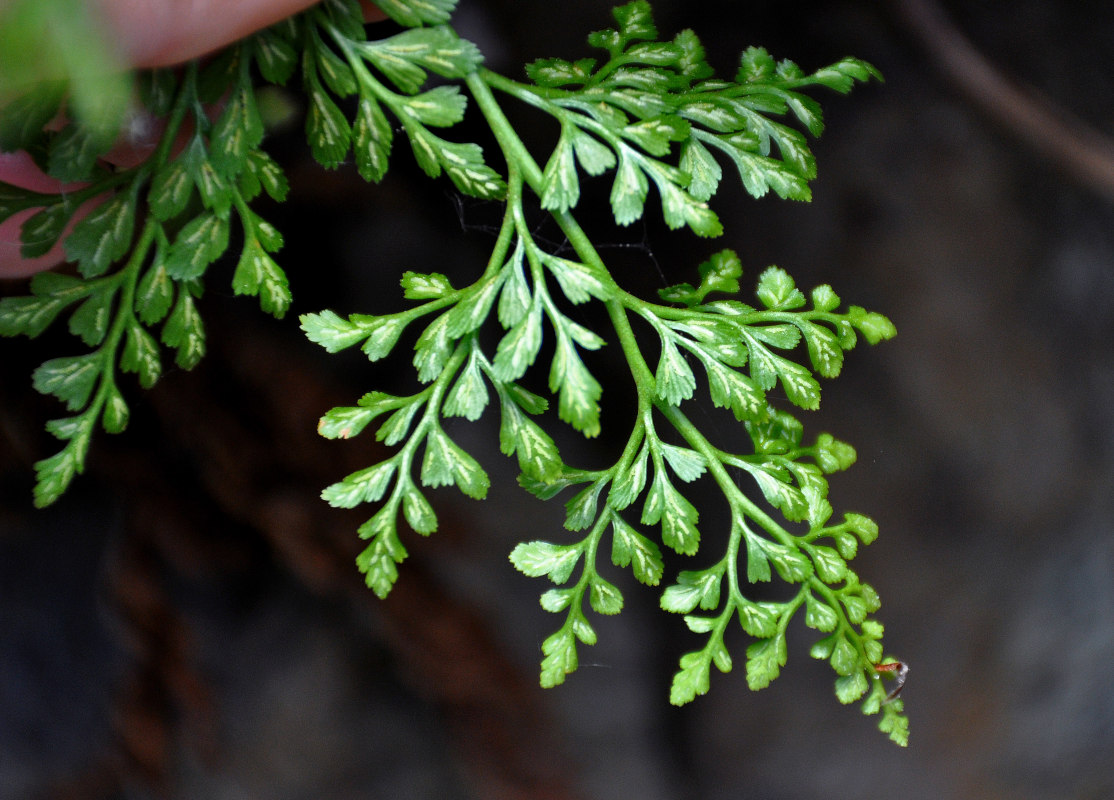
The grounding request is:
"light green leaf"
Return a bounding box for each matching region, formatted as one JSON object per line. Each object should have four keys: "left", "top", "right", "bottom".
{"left": 446, "top": 274, "right": 503, "bottom": 336}
{"left": 356, "top": 521, "right": 408, "bottom": 599}
{"left": 497, "top": 393, "right": 563, "bottom": 483}
{"left": 835, "top": 671, "right": 869, "bottom": 704}
{"left": 317, "top": 405, "right": 381, "bottom": 439}
{"left": 815, "top": 432, "right": 857, "bottom": 473}
{"left": 848, "top": 305, "right": 897, "bottom": 344}
{"left": 358, "top": 315, "right": 409, "bottom": 361}
{"left": 608, "top": 441, "right": 648, "bottom": 510}
{"left": 401, "top": 270, "right": 453, "bottom": 300}
{"left": 442, "top": 353, "right": 488, "bottom": 420}
{"left": 549, "top": 332, "right": 602, "bottom": 437}
{"left": 543, "top": 253, "right": 614, "bottom": 304}
{"left": 610, "top": 515, "right": 663, "bottom": 586}
{"left": 32, "top": 431, "right": 90, "bottom": 509}
{"left": 762, "top": 541, "right": 812, "bottom": 582}
{"left": 589, "top": 575, "right": 623, "bottom": 615}
{"left": 540, "top": 587, "right": 574, "bottom": 612}
{"left": 301, "top": 309, "right": 372, "bottom": 352}
{"left": 655, "top": 337, "right": 696, "bottom": 405}
{"left": 811, "top": 283, "right": 840, "bottom": 311}
{"left": 642, "top": 468, "right": 699, "bottom": 554}
{"left": 322, "top": 460, "right": 397, "bottom": 508}
{"left": 659, "top": 442, "right": 705, "bottom": 482}
{"left": 376, "top": 402, "right": 422, "bottom": 446}
{"left": 669, "top": 650, "right": 711, "bottom": 705}
{"left": 564, "top": 480, "right": 605, "bottom": 531}
{"left": 660, "top": 568, "right": 721, "bottom": 614}
{"left": 810, "top": 544, "right": 846, "bottom": 583}
{"left": 844, "top": 512, "right": 879, "bottom": 545}
{"left": 539, "top": 628, "right": 578, "bottom": 688}
{"left": 397, "top": 85, "right": 468, "bottom": 127}
{"left": 412, "top": 313, "right": 453, "bottom": 381}
{"left": 540, "top": 129, "right": 580, "bottom": 212}
{"left": 609, "top": 151, "right": 648, "bottom": 225}
{"left": 745, "top": 634, "right": 787, "bottom": 690}
{"left": 509, "top": 541, "right": 581, "bottom": 584}
{"left": 737, "top": 600, "right": 780, "bottom": 637}
{"left": 420, "top": 426, "right": 489, "bottom": 498}
{"left": 756, "top": 265, "right": 806, "bottom": 310}
{"left": 745, "top": 533, "right": 771, "bottom": 583}
{"left": 829, "top": 634, "right": 858, "bottom": 676}
{"left": 401, "top": 482, "right": 438, "bottom": 534}
{"left": 804, "top": 595, "right": 838, "bottom": 632}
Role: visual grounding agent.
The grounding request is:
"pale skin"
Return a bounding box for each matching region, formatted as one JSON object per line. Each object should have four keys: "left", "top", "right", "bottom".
{"left": 0, "top": 0, "right": 385, "bottom": 278}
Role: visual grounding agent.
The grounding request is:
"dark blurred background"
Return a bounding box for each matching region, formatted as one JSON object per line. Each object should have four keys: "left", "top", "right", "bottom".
{"left": 4, "top": 1, "right": 1114, "bottom": 798}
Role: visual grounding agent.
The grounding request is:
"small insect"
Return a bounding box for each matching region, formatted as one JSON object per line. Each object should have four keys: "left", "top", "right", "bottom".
{"left": 874, "top": 660, "right": 909, "bottom": 702}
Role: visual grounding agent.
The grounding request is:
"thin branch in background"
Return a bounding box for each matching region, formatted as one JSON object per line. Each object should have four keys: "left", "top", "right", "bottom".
{"left": 893, "top": 0, "right": 1114, "bottom": 201}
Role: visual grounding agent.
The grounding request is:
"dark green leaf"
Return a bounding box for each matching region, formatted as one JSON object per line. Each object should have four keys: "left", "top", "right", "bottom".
{"left": 254, "top": 29, "right": 298, "bottom": 84}
{"left": 64, "top": 192, "right": 136, "bottom": 278}
{"left": 120, "top": 318, "right": 161, "bottom": 389}
{"left": 165, "top": 213, "right": 229, "bottom": 280}
{"left": 305, "top": 82, "right": 352, "bottom": 169}
{"left": 374, "top": 0, "right": 456, "bottom": 28}
{"left": 101, "top": 384, "right": 129, "bottom": 434}
{"left": 209, "top": 84, "right": 265, "bottom": 176}
{"left": 161, "top": 291, "right": 205, "bottom": 369}
{"left": 0, "top": 83, "right": 65, "bottom": 152}
{"left": 525, "top": 57, "right": 596, "bottom": 88}
{"left": 67, "top": 287, "right": 116, "bottom": 346}
{"left": 148, "top": 159, "right": 194, "bottom": 221}
{"left": 33, "top": 353, "right": 100, "bottom": 411}
{"left": 232, "top": 239, "right": 290, "bottom": 318}
{"left": 353, "top": 95, "right": 393, "bottom": 182}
